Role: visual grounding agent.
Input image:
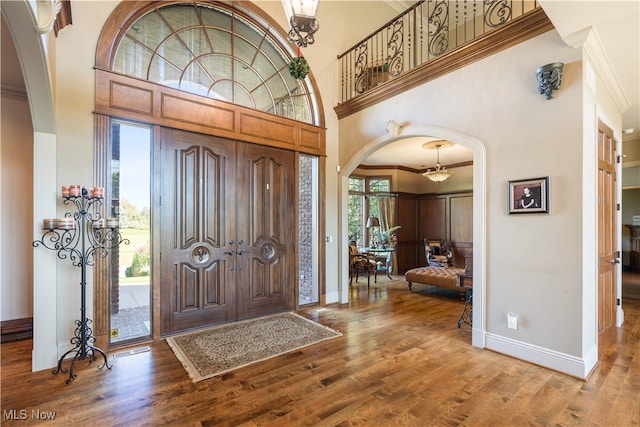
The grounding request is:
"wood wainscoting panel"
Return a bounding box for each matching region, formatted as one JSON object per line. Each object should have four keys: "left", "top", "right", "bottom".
{"left": 299, "top": 127, "right": 323, "bottom": 152}
{"left": 420, "top": 197, "right": 447, "bottom": 241}
{"left": 95, "top": 69, "right": 326, "bottom": 157}
{"left": 109, "top": 80, "right": 154, "bottom": 116}
{"left": 1, "top": 318, "right": 33, "bottom": 343}
{"left": 450, "top": 195, "right": 473, "bottom": 243}
{"left": 161, "top": 94, "right": 235, "bottom": 133}
{"left": 415, "top": 192, "right": 473, "bottom": 269}
{"left": 239, "top": 111, "right": 295, "bottom": 146}
{"left": 396, "top": 194, "right": 419, "bottom": 274}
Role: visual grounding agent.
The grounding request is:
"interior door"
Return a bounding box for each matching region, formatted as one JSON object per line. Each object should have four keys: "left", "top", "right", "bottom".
{"left": 597, "top": 120, "right": 618, "bottom": 354}
{"left": 235, "top": 143, "right": 295, "bottom": 319}
{"left": 160, "top": 128, "right": 237, "bottom": 335}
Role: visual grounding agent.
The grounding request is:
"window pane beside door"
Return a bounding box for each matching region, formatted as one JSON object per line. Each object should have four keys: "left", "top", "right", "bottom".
{"left": 110, "top": 121, "right": 152, "bottom": 343}
{"left": 299, "top": 155, "right": 318, "bottom": 305}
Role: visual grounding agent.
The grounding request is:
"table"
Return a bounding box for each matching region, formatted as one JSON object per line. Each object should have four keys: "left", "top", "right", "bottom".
{"left": 456, "top": 273, "right": 473, "bottom": 328}
{"left": 360, "top": 247, "right": 394, "bottom": 279}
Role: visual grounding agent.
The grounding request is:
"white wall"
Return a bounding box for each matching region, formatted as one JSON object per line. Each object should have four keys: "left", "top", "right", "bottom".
{"left": 0, "top": 91, "right": 33, "bottom": 321}
{"left": 46, "top": 1, "right": 116, "bottom": 354}
{"left": 9, "top": 0, "right": 625, "bottom": 377}
{"left": 339, "top": 30, "right": 597, "bottom": 375}
{"left": 47, "top": 0, "right": 401, "bottom": 347}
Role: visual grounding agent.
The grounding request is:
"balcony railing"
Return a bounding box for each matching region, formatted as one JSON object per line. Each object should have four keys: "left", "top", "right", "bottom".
{"left": 336, "top": 0, "right": 543, "bottom": 109}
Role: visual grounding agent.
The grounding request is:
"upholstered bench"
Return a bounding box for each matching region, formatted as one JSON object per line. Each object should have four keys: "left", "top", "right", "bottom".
{"left": 405, "top": 266, "right": 465, "bottom": 291}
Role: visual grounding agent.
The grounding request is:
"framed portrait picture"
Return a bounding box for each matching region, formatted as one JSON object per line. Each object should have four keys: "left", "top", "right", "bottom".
{"left": 508, "top": 177, "right": 549, "bottom": 214}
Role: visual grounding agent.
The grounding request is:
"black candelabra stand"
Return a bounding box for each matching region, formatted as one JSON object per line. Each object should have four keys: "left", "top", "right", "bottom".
{"left": 33, "top": 186, "right": 129, "bottom": 384}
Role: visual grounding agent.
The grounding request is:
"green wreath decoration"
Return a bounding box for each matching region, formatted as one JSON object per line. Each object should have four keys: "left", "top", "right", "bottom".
{"left": 288, "top": 57, "right": 310, "bottom": 80}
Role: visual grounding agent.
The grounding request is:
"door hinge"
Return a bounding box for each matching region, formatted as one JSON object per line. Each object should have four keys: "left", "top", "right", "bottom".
{"left": 159, "top": 196, "right": 162, "bottom": 206}
{"left": 617, "top": 203, "right": 621, "bottom": 211}
{"left": 617, "top": 154, "right": 621, "bottom": 164}
{"left": 617, "top": 298, "right": 621, "bottom": 306}
{"left": 615, "top": 250, "right": 621, "bottom": 258}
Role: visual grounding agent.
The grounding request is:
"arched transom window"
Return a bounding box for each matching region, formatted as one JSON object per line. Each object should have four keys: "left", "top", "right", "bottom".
{"left": 112, "top": 2, "right": 315, "bottom": 124}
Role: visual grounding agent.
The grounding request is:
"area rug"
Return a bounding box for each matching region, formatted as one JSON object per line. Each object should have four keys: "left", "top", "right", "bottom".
{"left": 166, "top": 312, "right": 342, "bottom": 382}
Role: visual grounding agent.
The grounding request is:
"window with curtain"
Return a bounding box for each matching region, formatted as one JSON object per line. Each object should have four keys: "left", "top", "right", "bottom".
{"left": 348, "top": 176, "right": 390, "bottom": 246}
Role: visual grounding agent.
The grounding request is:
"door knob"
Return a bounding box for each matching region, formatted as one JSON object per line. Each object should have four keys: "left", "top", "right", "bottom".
{"left": 610, "top": 258, "right": 621, "bottom": 264}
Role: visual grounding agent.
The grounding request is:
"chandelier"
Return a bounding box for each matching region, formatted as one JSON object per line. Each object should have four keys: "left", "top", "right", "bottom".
{"left": 422, "top": 141, "right": 453, "bottom": 183}
{"left": 281, "top": 0, "right": 320, "bottom": 47}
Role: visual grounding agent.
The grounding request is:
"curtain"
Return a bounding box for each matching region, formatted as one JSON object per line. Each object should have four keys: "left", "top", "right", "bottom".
{"left": 378, "top": 195, "right": 398, "bottom": 274}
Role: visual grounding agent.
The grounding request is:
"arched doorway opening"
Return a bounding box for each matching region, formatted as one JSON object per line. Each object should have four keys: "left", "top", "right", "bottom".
{"left": 340, "top": 125, "right": 486, "bottom": 348}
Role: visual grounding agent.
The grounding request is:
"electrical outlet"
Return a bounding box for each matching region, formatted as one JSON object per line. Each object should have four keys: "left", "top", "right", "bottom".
{"left": 507, "top": 313, "right": 518, "bottom": 330}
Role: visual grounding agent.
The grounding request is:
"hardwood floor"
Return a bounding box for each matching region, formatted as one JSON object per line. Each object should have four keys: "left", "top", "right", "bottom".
{"left": 2, "top": 279, "right": 639, "bottom": 426}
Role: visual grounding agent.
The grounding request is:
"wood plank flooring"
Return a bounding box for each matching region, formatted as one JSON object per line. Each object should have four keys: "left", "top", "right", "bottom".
{"left": 2, "top": 279, "right": 639, "bottom": 426}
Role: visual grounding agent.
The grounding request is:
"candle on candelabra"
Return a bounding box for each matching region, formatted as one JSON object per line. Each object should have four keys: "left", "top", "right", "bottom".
{"left": 89, "top": 187, "right": 104, "bottom": 198}
{"left": 93, "top": 219, "right": 105, "bottom": 229}
{"left": 105, "top": 217, "right": 119, "bottom": 228}
{"left": 42, "top": 218, "right": 58, "bottom": 230}
{"left": 57, "top": 217, "right": 75, "bottom": 230}
{"left": 61, "top": 186, "right": 71, "bottom": 198}
{"left": 69, "top": 185, "right": 81, "bottom": 197}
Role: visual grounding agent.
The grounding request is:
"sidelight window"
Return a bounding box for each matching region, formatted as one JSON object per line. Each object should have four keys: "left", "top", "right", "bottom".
{"left": 109, "top": 120, "right": 152, "bottom": 344}
{"left": 299, "top": 155, "right": 319, "bottom": 305}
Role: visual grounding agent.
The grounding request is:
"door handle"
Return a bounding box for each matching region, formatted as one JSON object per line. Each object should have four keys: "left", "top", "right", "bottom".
{"left": 610, "top": 258, "right": 620, "bottom": 264}
{"left": 224, "top": 251, "right": 235, "bottom": 255}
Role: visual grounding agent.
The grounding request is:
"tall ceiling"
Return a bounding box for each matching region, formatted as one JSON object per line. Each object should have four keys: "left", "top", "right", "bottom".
{"left": 2, "top": 1, "right": 638, "bottom": 167}
{"left": 363, "top": 0, "right": 640, "bottom": 168}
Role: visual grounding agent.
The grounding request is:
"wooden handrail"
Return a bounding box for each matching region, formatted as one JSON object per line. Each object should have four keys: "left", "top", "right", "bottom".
{"left": 335, "top": 4, "right": 552, "bottom": 119}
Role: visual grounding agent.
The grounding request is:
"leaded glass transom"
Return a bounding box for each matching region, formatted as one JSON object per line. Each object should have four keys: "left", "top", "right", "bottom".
{"left": 112, "top": 2, "right": 314, "bottom": 124}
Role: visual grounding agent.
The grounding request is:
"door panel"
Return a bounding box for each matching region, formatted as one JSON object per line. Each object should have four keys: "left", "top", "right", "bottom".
{"left": 236, "top": 143, "right": 295, "bottom": 319}
{"left": 160, "top": 128, "right": 236, "bottom": 335}
{"left": 160, "top": 128, "right": 295, "bottom": 334}
{"left": 597, "top": 120, "right": 617, "bottom": 354}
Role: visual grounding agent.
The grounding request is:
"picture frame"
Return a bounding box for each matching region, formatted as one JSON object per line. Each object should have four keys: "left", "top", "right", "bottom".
{"left": 508, "top": 177, "right": 549, "bottom": 214}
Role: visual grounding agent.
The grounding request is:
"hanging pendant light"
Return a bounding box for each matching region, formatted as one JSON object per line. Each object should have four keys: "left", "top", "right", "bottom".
{"left": 423, "top": 141, "right": 453, "bottom": 184}
{"left": 281, "top": 0, "right": 320, "bottom": 47}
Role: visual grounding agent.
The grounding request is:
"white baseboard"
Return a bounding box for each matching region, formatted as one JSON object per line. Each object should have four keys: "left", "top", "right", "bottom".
{"left": 484, "top": 332, "right": 597, "bottom": 379}
{"left": 325, "top": 290, "right": 340, "bottom": 304}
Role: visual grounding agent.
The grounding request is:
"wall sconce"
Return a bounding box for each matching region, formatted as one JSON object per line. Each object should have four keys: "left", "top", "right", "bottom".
{"left": 536, "top": 62, "right": 564, "bottom": 99}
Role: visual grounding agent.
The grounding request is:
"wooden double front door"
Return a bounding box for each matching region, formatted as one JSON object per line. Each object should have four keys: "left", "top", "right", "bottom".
{"left": 159, "top": 128, "right": 295, "bottom": 335}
